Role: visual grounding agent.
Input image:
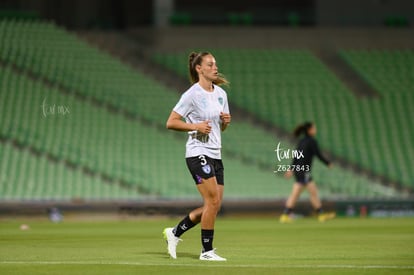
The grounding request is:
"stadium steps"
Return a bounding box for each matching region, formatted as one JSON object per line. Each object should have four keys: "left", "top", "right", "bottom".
{"left": 0, "top": 20, "right": 407, "bottom": 199}
{"left": 315, "top": 49, "right": 379, "bottom": 98}
{"left": 0, "top": 140, "right": 141, "bottom": 201}
{"left": 0, "top": 20, "right": 295, "bottom": 200}
{"left": 1, "top": 20, "right": 287, "bottom": 185}
{"left": 0, "top": 61, "right": 292, "bottom": 200}
{"left": 0, "top": 64, "right": 201, "bottom": 199}
{"left": 151, "top": 49, "right": 413, "bottom": 193}
{"left": 339, "top": 49, "right": 414, "bottom": 187}
{"left": 0, "top": 19, "right": 179, "bottom": 126}
{"left": 77, "top": 32, "right": 405, "bottom": 199}
{"left": 0, "top": 65, "right": 154, "bottom": 198}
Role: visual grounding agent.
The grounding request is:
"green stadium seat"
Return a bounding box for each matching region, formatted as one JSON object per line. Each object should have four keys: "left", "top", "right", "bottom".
{"left": 0, "top": 19, "right": 409, "bottom": 201}
{"left": 153, "top": 48, "right": 414, "bottom": 190}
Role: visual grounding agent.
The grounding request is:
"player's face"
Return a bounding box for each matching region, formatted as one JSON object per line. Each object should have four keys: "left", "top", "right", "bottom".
{"left": 308, "top": 125, "right": 317, "bottom": 136}
{"left": 198, "top": 55, "right": 219, "bottom": 81}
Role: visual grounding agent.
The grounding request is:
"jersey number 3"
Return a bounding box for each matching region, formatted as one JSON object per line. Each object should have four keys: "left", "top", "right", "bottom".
{"left": 199, "top": 155, "right": 207, "bottom": 166}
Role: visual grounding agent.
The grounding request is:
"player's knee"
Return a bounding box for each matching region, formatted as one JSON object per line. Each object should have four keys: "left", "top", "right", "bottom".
{"left": 211, "top": 197, "right": 220, "bottom": 208}
{"left": 308, "top": 187, "right": 318, "bottom": 197}
{"left": 205, "top": 196, "right": 220, "bottom": 211}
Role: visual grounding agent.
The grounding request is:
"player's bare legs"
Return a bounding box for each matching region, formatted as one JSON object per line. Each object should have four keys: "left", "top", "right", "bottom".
{"left": 189, "top": 183, "right": 223, "bottom": 223}
{"left": 307, "top": 181, "right": 335, "bottom": 221}
{"left": 196, "top": 177, "right": 226, "bottom": 260}
{"left": 164, "top": 178, "right": 225, "bottom": 260}
{"left": 280, "top": 183, "right": 304, "bottom": 223}
{"left": 306, "top": 182, "right": 322, "bottom": 209}
{"left": 197, "top": 177, "right": 220, "bottom": 229}
{"left": 286, "top": 183, "right": 305, "bottom": 209}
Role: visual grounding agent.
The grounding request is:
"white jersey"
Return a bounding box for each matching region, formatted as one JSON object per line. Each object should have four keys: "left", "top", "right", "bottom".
{"left": 173, "top": 83, "right": 230, "bottom": 159}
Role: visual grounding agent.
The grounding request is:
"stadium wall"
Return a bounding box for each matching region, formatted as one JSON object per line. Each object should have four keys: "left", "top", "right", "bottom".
{"left": 127, "top": 27, "right": 414, "bottom": 53}
{"left": 1, "top": 199, "right": 414, "bottom": 219}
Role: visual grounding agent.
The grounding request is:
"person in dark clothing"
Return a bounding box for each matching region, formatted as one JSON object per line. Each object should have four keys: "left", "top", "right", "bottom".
{"left": 280, "top": 122, "right": 335, "bottom": 223}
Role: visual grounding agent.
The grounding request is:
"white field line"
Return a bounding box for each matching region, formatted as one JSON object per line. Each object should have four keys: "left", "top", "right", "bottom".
{"left": 1, "top": 261, "right": 414, "bottom": 270}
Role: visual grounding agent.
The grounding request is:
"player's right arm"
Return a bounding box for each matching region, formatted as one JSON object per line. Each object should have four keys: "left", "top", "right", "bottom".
{"left": 166, "top": 111, "right": 211, "bottom": 134}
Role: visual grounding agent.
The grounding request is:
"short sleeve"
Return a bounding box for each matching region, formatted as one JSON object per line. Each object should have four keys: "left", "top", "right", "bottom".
{"left": 223, "top": 93, "right": 230, "bottom": 114}
{"left": 173, "top": 92, "right": 193, "bottom": 118}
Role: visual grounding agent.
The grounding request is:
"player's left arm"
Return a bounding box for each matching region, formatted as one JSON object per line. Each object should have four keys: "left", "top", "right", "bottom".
{"left": 220, "top": 112, "right": 231, "bottom": 131}
{"left": 220, "top": 94, "right": 231, "bottom": 132}
{"left": 313, "top": 139, "right": 331, "bottom": 167}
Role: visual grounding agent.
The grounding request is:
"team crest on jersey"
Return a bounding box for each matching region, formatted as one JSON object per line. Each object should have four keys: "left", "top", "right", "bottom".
{"left": 218, "top": 97, "right": 224, "bottom": 105}
{"left": 202, "top": 164, "right": 211, "bottom": 174}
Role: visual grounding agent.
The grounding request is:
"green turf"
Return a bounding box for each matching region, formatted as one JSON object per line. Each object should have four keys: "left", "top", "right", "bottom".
{"left": 0, "top": 217, "right": 413, "bottom": 274}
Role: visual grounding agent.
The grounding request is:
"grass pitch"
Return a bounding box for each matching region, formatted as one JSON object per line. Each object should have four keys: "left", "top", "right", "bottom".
{"left": 0, "top": 217, "right": 413, "bottom": 274}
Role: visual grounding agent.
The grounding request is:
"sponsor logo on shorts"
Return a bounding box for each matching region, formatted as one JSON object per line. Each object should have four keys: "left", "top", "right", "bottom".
{"left": 202, "top": 164, "right": 211, "bottom": 174}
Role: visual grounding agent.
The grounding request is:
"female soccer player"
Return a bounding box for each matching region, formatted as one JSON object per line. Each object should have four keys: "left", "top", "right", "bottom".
{"left": 280, "top": 122, "right": 335, "bottom": 223}
{"left": 163, "top": 51, "right": 231, "bottom": 261}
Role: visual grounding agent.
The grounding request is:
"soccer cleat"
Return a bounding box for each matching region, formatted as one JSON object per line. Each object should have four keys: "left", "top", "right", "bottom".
{"left": 163, "top": 227, "right": 182, "bottom": 259}
{"left": 279, "top": 214, "right": 293, "bottom": 224}
{"left": 199, "top": 248, "right": 227, "bottom": 261}
{"left": 318, "top": 212, "right": 336, "bottom": 222}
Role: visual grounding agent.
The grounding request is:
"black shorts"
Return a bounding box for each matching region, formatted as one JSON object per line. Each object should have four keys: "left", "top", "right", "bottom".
{"left": 186, "top": 155, "right": 224, "bottom": 185}
{"left": 294, "top": 171, "right": 313, "bottom": 185}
